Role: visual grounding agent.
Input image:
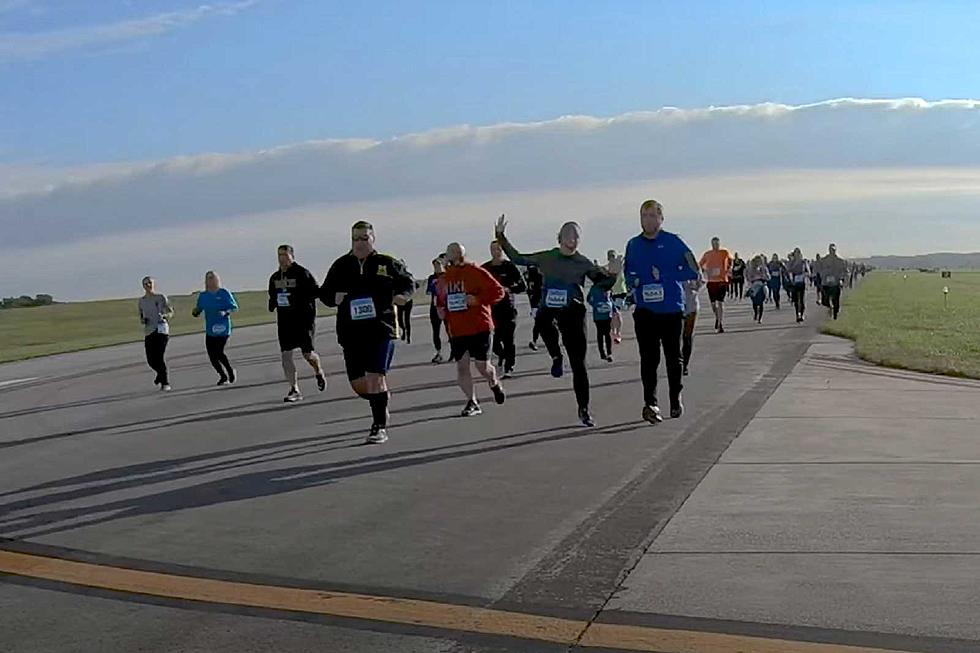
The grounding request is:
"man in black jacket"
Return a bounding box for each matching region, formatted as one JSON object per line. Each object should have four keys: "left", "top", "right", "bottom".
{"left": 483, "top": 240, "right": 527, "bottom": 378}
{"left": 320, "top": 221, "right": 416, "bottom": 444}
{"left": 269, "top": 244, "right": 327, "bottom": 403}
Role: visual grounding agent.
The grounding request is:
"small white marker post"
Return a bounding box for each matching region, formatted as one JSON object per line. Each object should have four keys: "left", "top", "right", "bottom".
{"left": 944, "top": 285, "right": 950, "bottom": 310}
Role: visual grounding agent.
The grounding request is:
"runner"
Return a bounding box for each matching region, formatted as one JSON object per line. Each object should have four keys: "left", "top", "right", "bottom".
{"left": 191, "top": 270, "right": 239, "bottom": 385}
{"left": 320, "top": 221, "right": 415, "bottom": 444}
{"left": 139, "top": 276, "right": 174, "bottom": 391}
{"left": 483, "top": 240, "right": 527, "bottom": 378}
{"left": 438, "top": 242, "right": 507, "bottom": 416}
{"left": 269, "top": 245, "right": 327, "bottom": 403}
{"left": 495, "top": 214, "right": 620, "bottom": 427}
{"left": 426, "top": 256, "right": 448, "bottom": 363}
{"left": 820, "top": 243, "right": 848, "bottom": 320}
{"left": 812, "top": 253, "right": 823, "bottom": 305}
{"left": 587, "top": 281, "right": 615, "bottom": 362}
{"left": 395, "top": 277, "right": 416, "bottom": 344}
{"left": 525, "top": 264, "right": 544, "bottom": 351}
{"left": 767, "top": 253, "right": 785, "bottom": 309}
{"left": 730, "top": 253, "right": 746, "bottom": 301}
{"left": 699, "top": 237, "right": 733, "bottom": 333}
{"left": 746, "top": 254, "right": 771, "bottom": 324}
{"left": 681, "top": 275, "right": 702, "bottom": 377}
{"left": 608, "top": 249, "right": 628, "bottom": 344}
{"left": 786, "top": 248, "right": 810, "bottom": 323}
{"left": 625, "top": 199, "right": 700, "bottom": 424}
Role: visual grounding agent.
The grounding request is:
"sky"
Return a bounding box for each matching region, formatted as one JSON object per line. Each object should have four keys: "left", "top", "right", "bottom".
{"left": 2, "top": 1, "right": 980, "bottom": 299}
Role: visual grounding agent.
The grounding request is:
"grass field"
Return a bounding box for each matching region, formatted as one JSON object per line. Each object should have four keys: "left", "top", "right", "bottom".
{"left": 823, "top": 270, "right": 980, "bottom": 379}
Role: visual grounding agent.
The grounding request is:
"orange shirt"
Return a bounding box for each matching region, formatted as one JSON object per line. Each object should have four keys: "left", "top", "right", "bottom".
{"left": 700, "top": 249, "right": 733, "bottom": 283}
{"left": 437, "top": 263, "right": 506, "bottom": 337}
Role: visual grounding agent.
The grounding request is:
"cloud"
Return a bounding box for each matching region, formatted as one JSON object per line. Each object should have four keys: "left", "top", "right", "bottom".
{"left": 2, "top": 97, "right": 980, "bottom": 299}
{"left": 0, "top": 1, "right": 259, "bottom": 61}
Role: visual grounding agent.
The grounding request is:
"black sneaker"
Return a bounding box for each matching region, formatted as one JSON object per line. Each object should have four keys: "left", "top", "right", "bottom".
{"left": 670, "top": 398, "right": 684, "bottom": 419}
{"left": 284, "top": 388, "right": 302, "bottom": 403}
{"left": 550, "top": 356, "right": 564, "bottom": 378}
{"left": 578, "top": 407, "right": 595, "bottom": 427}
{"left": 461, "top": 400, "right": 482, "bottom": 417}
{"left": 316, "top": 374, "right": 327, "bottom": 392}
{"left": 642, "top": 404, "right": 664, "bottom": 425}
{"left": 217, "top": 377, "right": 229, "bottom": 386}
{"left": 529, "top": 341, "right": 539, "bottom": 351}
{"left": 682, "top": 365, "right": 690, "bottom": 376}
{"left": 502, "top": 366, "right": 514, "bottom": 379}
{"left": 491, "top": 383, "right": 506, "bottom": 405}
{"left": 366, "top": 425, "right": 388, "bottom": 445}
{"left": 228, "top": 369, "right": 237, "bottom": 384}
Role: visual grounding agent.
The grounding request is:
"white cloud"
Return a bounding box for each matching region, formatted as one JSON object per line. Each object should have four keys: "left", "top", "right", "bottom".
{"left": 0, "top": 1, "right": 259, "bottom": 61}
{"left": 2, "top": 97, "right": 980, "bottom": 299}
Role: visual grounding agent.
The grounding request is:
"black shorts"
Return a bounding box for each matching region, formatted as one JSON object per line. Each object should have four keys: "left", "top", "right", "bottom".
{"left": 343, "top": 338, "right": 396, "bottom": 381}
{"left": 278, "top": 324, "right": 315, "bottom": 353}
{"left": 449, "top": 332, "right": 493, "bottom": 362}
{"left": 706, "top": 282, "right": 728, "bottom": 303}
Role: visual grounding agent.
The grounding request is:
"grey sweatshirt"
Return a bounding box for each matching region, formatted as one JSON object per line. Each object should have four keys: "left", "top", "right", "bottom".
{"left": 139, "top": 293, "right": 174, "bottom": 336}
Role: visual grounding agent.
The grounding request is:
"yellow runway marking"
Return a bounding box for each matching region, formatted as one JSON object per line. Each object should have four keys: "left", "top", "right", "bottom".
{"left": 0, "top": 549, "right": 920, "bottom": 653}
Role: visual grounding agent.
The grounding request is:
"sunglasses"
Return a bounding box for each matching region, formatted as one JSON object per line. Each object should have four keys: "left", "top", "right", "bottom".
{"left": 352, "top": 235, "right": 372, "bottom": 242}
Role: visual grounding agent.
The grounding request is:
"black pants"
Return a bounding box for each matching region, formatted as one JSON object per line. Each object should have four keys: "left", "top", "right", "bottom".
{"left": 682, "top": 312, "right": 697, "bottom": 368}
{"left": 530, "top": 304, "right": 541, "bottom": 344}
{"left": 144, "top": 332, "right": 169, "bottom": 385}
{"left": 538, "top": 304, "right": 590, "bottom": 409}
{"left": 491, "top": 306, "right": 518, "bottom": 371}
{"left": 791, "top": 283, "right": 806, "bottom": 318}
{"left": 397, "top": 301, "right": 413, "bottom": 343}
{"left": 206, "top": 335, "right": 233, "bottom": 379}
{"left": 429, "top": 304, "right": 445, "bottom": 352}
{"left": 768, "top": 280, "right": 781, "bottom": 308}
{"left": 595, "top": 319, "right": 612, "bottom": 358}
{"left": 823, "top": 285, "right": 842, "bottom": 319}
{"left": 731, "top": 279, "right": 744, "bottom": 299}
{"left": 633, "top": 309, "right": 684, "bottom": 408}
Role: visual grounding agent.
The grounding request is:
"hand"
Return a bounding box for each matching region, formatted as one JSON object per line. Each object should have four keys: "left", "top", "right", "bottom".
{"left": 393, "top": 293, "right": 410, "bottom": 307}
{"left": 437, "top": 307, "right": 447, "bottom": 321}
{"left": 191, "top": 308, "right": 201, "bottom": 318}
{"left": 607, "top": 255, "right": 624, "bottom": 275}
{"left": 334, "top": 292, "right": 347, "bottom": 306}
{"left": 466, "top": 294, "right": 480, "bottom": 307}
{"left": 495, "top": 214, "right": 507, "bottom": 238}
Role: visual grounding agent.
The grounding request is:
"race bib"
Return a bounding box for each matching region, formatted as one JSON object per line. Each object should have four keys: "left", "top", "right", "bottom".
{"left": 156, "top": 322, "right": 170, "bottom": 335}
{"left": 545, "top": 288, "right": 568, "bottom": 308}
{"left": 276, "top": 292, "right": 290, "bottom": 307}
{"left": 350, "top": 297, "right": 377, "bottom": 320}
{"left": 824, "top": 275, "right": 837, "bottom": 284}
{"left": 595, "top": 302, "right": 612, "bottom": 314}
{"left": 793, "top": 274, "right": 805, "bottom": 283}
{"left": 709, "top": 267, "right": 721, "bottom": 278}
{"left": 211, "top": 323, "right": 228, "bottom": 335}
{"left": 642, "top": 284, "right": 665, "bottom": 303}
{"left": 447, "top": 293, "right": 468, "bottom": 312}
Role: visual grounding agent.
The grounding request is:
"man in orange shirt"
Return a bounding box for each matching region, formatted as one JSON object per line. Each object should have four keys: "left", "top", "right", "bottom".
{"left": 437, "top": 242, "right": 508, "bottom": 417}
{"left": 699, "top": 236, "right": 733, "bottom": 333}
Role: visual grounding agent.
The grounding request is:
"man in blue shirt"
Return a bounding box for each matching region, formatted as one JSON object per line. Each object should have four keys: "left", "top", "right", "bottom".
{"left": 624, "top": 199, "right": 701, "bottom": 424}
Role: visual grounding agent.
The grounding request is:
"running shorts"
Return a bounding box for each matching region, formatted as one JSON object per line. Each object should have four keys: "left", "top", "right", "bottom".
{"left": 278, "top": 324, "right": 316, "bottom": 354}
{"left": 343, "top": 338, "right": 396, "bottom": 381}
{"left": 706, "top": 282, "right": 729, "bottom": 303}
{"left": 449, "top": 332, "right": 493, "bottom": 362}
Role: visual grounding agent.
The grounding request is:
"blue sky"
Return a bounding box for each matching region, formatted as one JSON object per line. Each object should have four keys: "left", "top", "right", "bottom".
{"left": 4, "top": 0, "right": 980, "bottom": 165}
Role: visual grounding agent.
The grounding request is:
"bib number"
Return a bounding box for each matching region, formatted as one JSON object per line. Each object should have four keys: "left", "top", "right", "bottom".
{"left": 595, "top": 302, "right": 612, "bottom": 314}
{"left": 156, "top": 322, "right": 170, "bottom": 335}
{"left": 350, "top": 297, "right": 377, "bottom": 320}
{"left": 276, "top": 292, "right": 290, "bottom": 307}
{"left": 642, "top": 284, "right": 665, "bottom": 303}
{"left": 709, "top": 267, "right": 721, "bottom": 278}
{"left": 211, "top": 323, "right": 228, "bottom": 335}
{"left": 447, "top": 293, "right": 468, "bottom": 312}
{"left": 545, "top": 289, "right": 568, "bottom": 308}
{"left": 824, "top": 275, "right": 836, "bottom": 285}
{"left": 793, "top": 274, "right": 805, "bottom": 283}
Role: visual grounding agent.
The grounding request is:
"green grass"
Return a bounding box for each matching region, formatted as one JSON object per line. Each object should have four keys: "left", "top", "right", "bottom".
{"left": 823, "top": 271, "right": 980, "bottom": 379}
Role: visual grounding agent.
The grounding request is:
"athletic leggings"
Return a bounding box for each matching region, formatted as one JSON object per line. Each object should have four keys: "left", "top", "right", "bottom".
{"left": 768, "top": 279, "right": 782, "bottom": 308}
{"left": 144, "top": 332, "right": 169, "bottom": 385}
{"left": 682, "top": 311, "right": 697, "bottom": 368}
{"left": 731, "top": 279, "right": 745, "bottom": 299}
{"left": 823, "top": 285, "right": 842, "bottom": 319}
{"left": 595, "top": 319, "right": 612, "bottom": 358}
{"left": 205, "top": 335, "right": 233, "bottom": 379}
{"left": 750, "top": 283, "right": 766, "bottom": 321}
{"left": 429, "top": 304, "right": 445, "bottom": 352}
{"left": 633, "top": 309, "right": 684, "bottom": 408}
{"left": 791, "top": 283, "right": 807, "bottom": 318}
{"left": 537, "top": 304, "right": 590, "bottom": 409}
{"left": 492, "top": 306, "right": 518, "bottom": 370}
{"left": 397, "top": 300, "right": 413, "bottom": 343}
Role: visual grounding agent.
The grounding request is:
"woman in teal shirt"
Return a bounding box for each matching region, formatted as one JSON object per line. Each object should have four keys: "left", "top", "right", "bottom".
{"left": 192, "top": 270, "right": 239, "bottom": 385}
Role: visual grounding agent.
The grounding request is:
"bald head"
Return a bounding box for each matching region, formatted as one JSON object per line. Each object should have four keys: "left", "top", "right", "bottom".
{"left": 446, "top": 242, "right": 466, "bottom": 265}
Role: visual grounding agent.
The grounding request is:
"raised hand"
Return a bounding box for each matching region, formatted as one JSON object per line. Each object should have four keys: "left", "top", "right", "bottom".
{"left": 607, "top": 255, "right": 624, "bottom": 275}
{"left": 495, "top": 214, "right": 508, "bottom": 237}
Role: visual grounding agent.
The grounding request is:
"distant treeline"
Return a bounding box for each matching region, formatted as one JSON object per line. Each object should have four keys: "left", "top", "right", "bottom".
{"left": 1, "top": 294, "right": 55, "bottom": 309}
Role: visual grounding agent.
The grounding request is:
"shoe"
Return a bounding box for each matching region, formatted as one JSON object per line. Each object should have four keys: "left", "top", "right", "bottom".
{"left": 160, "top": 384, "right": 172, "bottom": 392}
{"left": 605, "top": 355, "right": 614, "bottom": 363}
{"left": 578, "top": 407, "right": 595, "bottom": 427}
{"left": 528, "top": 342, "right": 539, "bottom": 351}
{"left": 284, "top": 388, "right": 302, "bottom": 403}
{"left": 682, "top": 365, "right": 690, "bottom": 376}
{"left": 613, "top": 335, "right": 622, "bottom": 345}
{"left": 217, "top": 378, "right": 228, "bottom": 386}
{"left": 491, "top": 384, "right": 506, "bottom": 405}
{"left": 670, "top": 398, "right": 684, "bottom": 419}
{"left": 432, "top": 352, "right": 444, "bottom": 364}
{"left": 502, "top": 368, "right": 514, "bottom": 379}
{"left": 461, "top": 400, "right": 482, "bottom": 417}
{"left": 316, "top": 374, "right": 327, "bottom": 392}
{"left": 718, "top": 325, "right": 725, "bottom": 333}
{"left": 550, "top": 356, "right": 565, "bottom": 378}
{"left": 366, "top": 425, "right": 388, "bottom": 444}
{"left": 642, "top": 404, "right": 663, "bottom": 425}
{"left": 228, "top": 369, "right": 237, "bottom": 384}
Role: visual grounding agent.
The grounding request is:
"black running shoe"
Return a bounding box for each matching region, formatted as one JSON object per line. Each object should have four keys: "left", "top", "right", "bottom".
{"left": 461, "top": 400, "right": 482, "bottom": 417}
{"left": 316, "top": 374, "right": 327, "bottom": 392}
{"left": 490, "top": 383, "right": 506, "bottom": 405}
{"left": 578, "top": 407, "right": 595, "bottom": 427}
{"left": 228, "top": 368, "right": 237, "bottom": 384}
{"left": 551, "top": 356, "right": 564, "bottom": 378}
{"left": 670, "top": 398, "right": 684, "bottom": 419}
{"left": 284, "top": 388, "right": 302, "bottom": 403}
{"left": 642, "top": 404, "right": 664, "bottom": 425}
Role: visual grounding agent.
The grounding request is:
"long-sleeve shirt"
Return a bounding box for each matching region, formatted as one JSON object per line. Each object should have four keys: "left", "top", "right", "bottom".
{"left": 195, "top": 288, "right": 239, "bottom": 337}
{"left": 786, "top": 258, "right": 810, "bottom": 284}
{"left": 587, "top": 284, "right": 614, "bottom": 321}
{"left": 497, "top": 234, "right": 616, "bottom": 308}
{"left": 482, "top": 259, "right": 527, "bottom": 315}
{"left": 436, "top": 262, "right": 506, "bottom": 337}
{"left": 746, "top": 262, "right": 771, "bottom": 284}
{"left": 818, "top": 254, "right": 848, "bottom": 286}
{"left": 139, "top": 293, "right": 174, "bottom": 336}
{"left": 268, "top": 263, "right": 319, "bottom": 329}
{"left": 624, "top": 230, "right": 699, "bottom": 314}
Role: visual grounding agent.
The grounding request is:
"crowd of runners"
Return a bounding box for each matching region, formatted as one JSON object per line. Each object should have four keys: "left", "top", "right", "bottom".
{"left": 137, "top": 200, "right": 865, "bottom": 444}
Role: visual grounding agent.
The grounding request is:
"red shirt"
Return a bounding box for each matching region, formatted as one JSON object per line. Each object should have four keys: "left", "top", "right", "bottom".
{"left": 437, "top": 263, "right": 506, "bottom": 337}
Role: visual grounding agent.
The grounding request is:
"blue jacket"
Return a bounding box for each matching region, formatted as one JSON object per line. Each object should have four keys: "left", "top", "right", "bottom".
{"left": 624, "top": 231, "right": 699, "bottom": 314}
{"left": 587, "top": 284, "right": 614, "bottom": 321}
{"left": 196, "top": 288, "right": 238, "bottom": 337}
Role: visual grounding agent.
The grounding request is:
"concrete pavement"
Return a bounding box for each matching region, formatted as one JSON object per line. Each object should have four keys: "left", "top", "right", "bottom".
{"left": 1, "top": 296, "right": 977, "bottom": 652}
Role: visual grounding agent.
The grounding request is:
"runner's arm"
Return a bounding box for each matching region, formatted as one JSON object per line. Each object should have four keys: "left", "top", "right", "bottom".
{"left": 268, "top": 277, "right": 277, "bottom": 312}
{"left": 508, "top": 264, "right": 527, "bottom": 295}
{"left": 496, "top": 233, "right": 545, "bottom": 267}
{"left": 319, "top": 261, "right": 343, "bottom": 307}
{"left": 391, "top": 258, "right": 416, "bottom": 306}
{"left": 160, "top": 295, "right": 174, "bottom": 320}
{"left": 225, "top": 289, "right": 239, "bottom": 313}
{"left": 477, "top": 267, "right": 507, "bottom": 306}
